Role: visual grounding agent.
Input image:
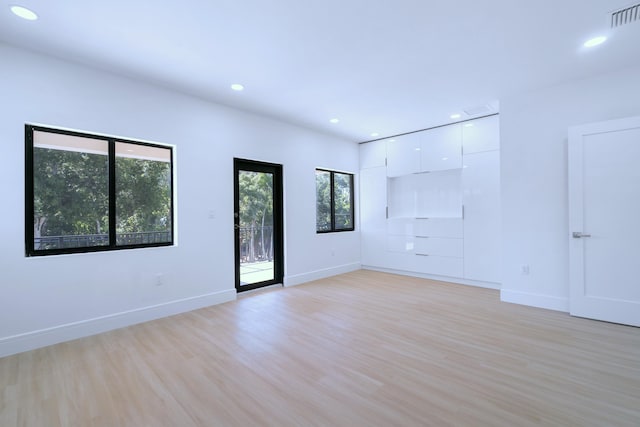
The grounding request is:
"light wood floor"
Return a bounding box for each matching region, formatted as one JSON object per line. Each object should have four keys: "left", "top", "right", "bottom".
{"left": 1, "top": 270, "right": 639, "bottom": 426}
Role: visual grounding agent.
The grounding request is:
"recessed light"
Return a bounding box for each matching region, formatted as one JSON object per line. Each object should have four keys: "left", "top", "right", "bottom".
{"left": 370, "top": 132, "right": 379, "bottom": 137}
{"left": 231, "top": 84, "right": 244, "bottom": 91}
{"left": 415, "top": 148, "right": 421, "bottom": 151}
{"left": 11, "top": 5, "right": 38, "bottom": 20}
{"left": 463, "top": 123, "right": 474, "bottom": 128}
{"left": 389, "top": 139, "right": 395, "bottom": 143}
{"left": 584, "top": 36, "right": 607, "bottom": 48}
{"left": 442, "top": 157, "right": 449, "bottom": 161}
{"left": 450, "top": 114, "right": 461, "bottom": 119}
{"left": 329, "top": 118, "right": 339, "bottom": 124}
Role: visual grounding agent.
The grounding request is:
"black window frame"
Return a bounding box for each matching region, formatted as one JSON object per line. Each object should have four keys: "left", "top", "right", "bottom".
{"left": 25, "top": 124, "right": 175, "bottom": 257}
{"left": 315, "top": 168, "right": 355, "bottom": 233}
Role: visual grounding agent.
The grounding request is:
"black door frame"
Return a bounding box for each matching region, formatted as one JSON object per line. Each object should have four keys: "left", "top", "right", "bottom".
{"left": 233, "top": 158, "right": 284, "bottom": 292}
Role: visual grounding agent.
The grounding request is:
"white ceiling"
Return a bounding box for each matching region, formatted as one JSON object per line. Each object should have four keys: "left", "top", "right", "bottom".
{"left": 1, "top": 1, "right": 639, "bottom": 142}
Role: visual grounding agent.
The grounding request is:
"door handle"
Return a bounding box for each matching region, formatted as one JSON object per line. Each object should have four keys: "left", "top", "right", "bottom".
{"left": 572, "top": 231, "right": 591, "bottom": 238}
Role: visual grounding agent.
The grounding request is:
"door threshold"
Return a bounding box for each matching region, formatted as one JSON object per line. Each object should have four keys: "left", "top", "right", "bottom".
{"left": 237, "top": 283, "right": 283, "bottom": 297}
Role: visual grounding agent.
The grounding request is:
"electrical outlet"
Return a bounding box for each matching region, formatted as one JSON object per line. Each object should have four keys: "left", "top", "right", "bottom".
{"left": 521, "top": 265, "right": 530, "bottom": 275}
{"left": 155, "top": 273, "right": 164, "bottom": 286}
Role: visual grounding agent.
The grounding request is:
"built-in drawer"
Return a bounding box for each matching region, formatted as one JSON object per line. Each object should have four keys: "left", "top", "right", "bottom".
{"left": 414, "top": 218, "right": 463, "bottom": 238}
{"left": 387, "top": 234, "right": 414, "bottom": 253}
{"left": 387, "top": 218, "right": 415, "bottom": 236}
{"left": 412, "top": 254, "right": 463, "bottom": 278}
{"left": 414, "top": 237, "right": 463, "bottom": 257}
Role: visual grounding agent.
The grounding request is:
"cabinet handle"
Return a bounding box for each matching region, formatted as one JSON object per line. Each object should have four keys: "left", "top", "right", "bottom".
{"left": 415, "top": 236, "right": 429, "bottom": 239}
{"left": 416, "top": 253, "right": 430, "bottom": 256}
{"left": 572, "top": 231, "right": 591, "bottom": 239}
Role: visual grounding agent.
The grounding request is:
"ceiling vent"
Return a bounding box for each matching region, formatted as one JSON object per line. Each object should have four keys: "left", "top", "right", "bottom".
{"left": 610, "top": 3, "right": 640, "bottom": 28}
{"left": 463, "top": 104, "right": 492, "bottom": 116}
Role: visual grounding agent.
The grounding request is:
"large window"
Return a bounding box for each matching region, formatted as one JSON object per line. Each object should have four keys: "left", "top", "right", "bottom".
{"left": 315, "top": 169, "right": 354, "bottom": 233}
{"left": 25, "top": 125, "right": 174, "bottom": 256}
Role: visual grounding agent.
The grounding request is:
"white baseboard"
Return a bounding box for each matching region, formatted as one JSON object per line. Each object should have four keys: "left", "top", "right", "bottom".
{"left": 284, "top": 263, "right": 361, "bottom": 287}
{"left": 0, "top": 289, "right": 236, "bottom": 358}
{"left": 500, "top": 289, "right": 569, "bottom": 312}
{"left": 361, "top": 265, "right": 501, "bottom": 290}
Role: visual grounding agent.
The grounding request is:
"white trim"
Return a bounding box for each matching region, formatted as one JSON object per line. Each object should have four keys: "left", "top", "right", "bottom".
{"left": 361, "top": 265, "right": 500, "bottom": 290}
{"left": 500, "top": 288, "right": 569, "bottom": 312}
{"left": 284, "top": 263, "right": 361, "bottom": 287}
{"left": 0, "top": 289, "right": 236, "bottom": 358}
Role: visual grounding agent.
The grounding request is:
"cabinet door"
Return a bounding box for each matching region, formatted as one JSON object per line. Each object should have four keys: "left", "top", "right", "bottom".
{"left": 462, "top": 151, "right": 501, "bottom": 283}
{"left": 386, "top": 134, "right": 421, "bottom": 177}
{"left": 360, "top": 166, "right": 388, "bottom": 267}
{"left": 421, "top": 124, "right": 462, "bottom": 172}
{"left": 462, "top": 115, "right": 499, "bottom": 154}
{"left": 360, "top": 140, "right": 386, "bottom": 170}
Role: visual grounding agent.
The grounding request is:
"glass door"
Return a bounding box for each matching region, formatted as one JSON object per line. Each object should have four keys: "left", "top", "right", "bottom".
{"left": 234, "top": 158, "right": 284, "bottom": 292}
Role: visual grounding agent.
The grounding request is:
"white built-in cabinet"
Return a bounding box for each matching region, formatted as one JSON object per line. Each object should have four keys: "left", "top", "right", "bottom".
{"left": 359, "top": 140, "right": 387, "bottom": 267}
{"left": 359, "top": 115, "right": 500, "bottom": 286}
{"left": 386, "top": 134, "right": 420, "bottom": 176}
{"left": 421, "top": 124, "right": 463, "bottom": 172}
{"left": 360, "top": 139, "right": 387, "bottom": 169}
{"left": 386, "top": 124, "right": 462, "bottom": 177}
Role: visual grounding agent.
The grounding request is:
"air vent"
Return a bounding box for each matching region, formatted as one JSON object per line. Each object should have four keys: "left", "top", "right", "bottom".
{"left": 610, "top": 3, "right": 640, "bottom": 28}
{"left": 463, "top": 104, "right": 492, "bottom": 116}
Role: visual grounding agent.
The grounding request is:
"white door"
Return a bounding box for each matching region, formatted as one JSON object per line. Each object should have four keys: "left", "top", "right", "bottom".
{"left": 568, "top": 116, "right": 640, "bottom": 326}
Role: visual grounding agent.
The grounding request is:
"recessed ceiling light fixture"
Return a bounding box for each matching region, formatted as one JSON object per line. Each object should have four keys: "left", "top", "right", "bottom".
{"left": 230, "top": 84, "right": 244, "bottom": 91}
{"left": 463, "top": 123, "right": 474, "bottom": 128}
{"left": 370, "top": 132, "right": 379, "bottom": 137}
{"left": 584, "top": 36, "right": 607, "bottom": 48}
{"left": 450, "top": 113, "right": 461, "bottom": 119}
{"left": 10, "top": 5, "right": 38, "bottom": 20}
{"left": 329, "top": 118, "right": 339, "bottom": 124}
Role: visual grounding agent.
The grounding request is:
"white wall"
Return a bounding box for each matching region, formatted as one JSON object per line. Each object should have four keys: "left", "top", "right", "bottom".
{"left": 500, "top": 64, "right": 640, "bottom": 311}
{"left": 0, "top": 43, "right": 360, "bottom": 357}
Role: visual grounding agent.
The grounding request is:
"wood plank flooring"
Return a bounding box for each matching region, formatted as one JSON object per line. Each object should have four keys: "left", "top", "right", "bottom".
{"left": 1, "top": 270, "right": 639, "bottom": 426}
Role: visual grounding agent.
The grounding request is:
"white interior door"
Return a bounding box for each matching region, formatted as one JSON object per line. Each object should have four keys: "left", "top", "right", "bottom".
{"left": 568, "top": 116, "right": 640, "bottom": 326}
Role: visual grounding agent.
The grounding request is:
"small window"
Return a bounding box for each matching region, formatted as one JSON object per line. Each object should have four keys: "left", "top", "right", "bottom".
{"left": 315, "top": 169, "right": 354, "bottom": 233}
{"left": 25, "top": 125, "right": 174, "bottom": 256}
